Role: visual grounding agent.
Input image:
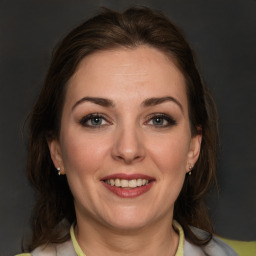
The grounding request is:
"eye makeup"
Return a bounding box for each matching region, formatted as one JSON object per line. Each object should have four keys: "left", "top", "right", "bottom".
{"left": 79, "top": 113, "right": 111, "bottom": 128}
{"left": 144, "top": 113, "right": 177, "bottom": 128}
{"left": 79, "top": 112, "right": 177, "bottom": 130}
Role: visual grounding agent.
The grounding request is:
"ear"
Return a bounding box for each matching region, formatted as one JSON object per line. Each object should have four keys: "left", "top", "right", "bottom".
{"left": 47, "top": 138, "right": 65, "bottom": 174}
{"left": 186, "top": 133, "right": 202, "bottom": 173}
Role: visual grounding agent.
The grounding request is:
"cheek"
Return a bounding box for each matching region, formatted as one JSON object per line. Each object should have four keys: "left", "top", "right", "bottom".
{"left": 60, "top": 130, "right": 110, "bottom": 176}
{"left": 150, "top": 133, "right": 190, "bottom": 200}
{"left": 149, "top": 135, "right": 190, "bottom": 172}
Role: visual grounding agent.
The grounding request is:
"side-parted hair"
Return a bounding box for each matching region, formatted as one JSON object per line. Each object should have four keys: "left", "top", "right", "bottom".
{"left": 26, "top": 6, "right": 219, "bottom": 251}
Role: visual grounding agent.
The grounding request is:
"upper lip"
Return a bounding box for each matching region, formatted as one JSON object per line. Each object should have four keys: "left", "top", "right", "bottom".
{"left": 101, "top": 173, "right": 155, "bottom": 181}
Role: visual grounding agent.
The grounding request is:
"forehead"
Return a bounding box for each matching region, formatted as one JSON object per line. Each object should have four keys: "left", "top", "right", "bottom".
{"left": 73, "top": 46, "right": 183, "bottom": 79}
{"left": 65, "top": 46, "right": 188, "bottom": 110}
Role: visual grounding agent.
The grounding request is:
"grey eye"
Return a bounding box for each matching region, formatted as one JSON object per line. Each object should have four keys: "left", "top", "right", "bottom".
{"left": 152, "top": 117, "right": 166, "bottom": 125}
{"left": 80, "top": 114, "right": 108, "bottom": 127}
{"left": 146, "top": 114, "right": 177, "bottom": 128}
{"left": 90, "top": 117, "right": 103, "bottom": 125}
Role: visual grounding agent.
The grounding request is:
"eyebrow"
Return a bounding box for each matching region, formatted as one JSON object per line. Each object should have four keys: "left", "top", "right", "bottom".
{"left": 72, "top": 97, "right": 115, "bottom": 110}
{"left": 142, "top": 96, "right": 184, "bottom": 113}
{"left": 72, "top": 96, "right": 183, "bottom": 113}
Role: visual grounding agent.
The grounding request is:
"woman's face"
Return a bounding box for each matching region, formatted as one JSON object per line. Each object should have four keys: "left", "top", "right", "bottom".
{"left": 49, "top": 46, "right": 201, "bottom": 231}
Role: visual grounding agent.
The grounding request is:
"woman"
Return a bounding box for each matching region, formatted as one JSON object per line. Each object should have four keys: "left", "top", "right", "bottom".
{"left": 17, "top": 6, "right": 238, "bottom": 256}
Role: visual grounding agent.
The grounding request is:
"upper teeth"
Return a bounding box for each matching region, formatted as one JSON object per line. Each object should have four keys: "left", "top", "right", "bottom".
{"left": 105, "top": 179, "right": 149, "bottom": 188}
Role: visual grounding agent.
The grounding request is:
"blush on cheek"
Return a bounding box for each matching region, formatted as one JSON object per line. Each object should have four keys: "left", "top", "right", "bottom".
{"left": 61, "top": 136, "right": 109, "bottom": 177}
{"left": 150, "top": 140, "right": 188, "bottom": 173}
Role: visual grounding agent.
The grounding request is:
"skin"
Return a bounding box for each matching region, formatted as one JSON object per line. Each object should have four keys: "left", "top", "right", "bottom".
{"left": 48, "top": 46, "right": 202, "bottom": 256}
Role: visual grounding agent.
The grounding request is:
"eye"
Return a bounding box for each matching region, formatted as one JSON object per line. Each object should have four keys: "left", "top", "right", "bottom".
{"left": 146, "top": 113, "right": 177, "bottom": 128}
{"left": 80, "top": 113, "right": 110, "bottom": 128}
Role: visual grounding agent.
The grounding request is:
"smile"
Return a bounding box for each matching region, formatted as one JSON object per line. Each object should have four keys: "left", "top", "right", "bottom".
{"left": 104, "top": 178, "right": 149, "bottom": 188}
{"left": 101, "top": 174, "right": 155, "bottom": 198}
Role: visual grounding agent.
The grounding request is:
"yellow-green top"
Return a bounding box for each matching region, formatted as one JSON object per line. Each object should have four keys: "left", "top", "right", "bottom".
{"left": 15, "top": 220, "right": 184, "bottom": 256}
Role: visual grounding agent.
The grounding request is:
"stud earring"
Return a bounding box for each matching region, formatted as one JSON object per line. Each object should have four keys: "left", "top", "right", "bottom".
{"left": 57, "top": 167, "right": 61, "bottom": 175}
{"left": 188, "top": 165, "right": 193, "bottom": 175}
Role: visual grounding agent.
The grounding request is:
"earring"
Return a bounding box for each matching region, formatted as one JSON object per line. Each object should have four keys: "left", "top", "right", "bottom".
{"left": 188, "top": 165, "right": 193, "bottom": 175}
{"left": 57, "top": 167, "right": 61, "bottom": 176}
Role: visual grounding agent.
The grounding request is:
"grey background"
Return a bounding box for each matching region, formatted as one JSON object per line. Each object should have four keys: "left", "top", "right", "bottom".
{"left": 0, "top": 0, "right": 255, "bottom": 255}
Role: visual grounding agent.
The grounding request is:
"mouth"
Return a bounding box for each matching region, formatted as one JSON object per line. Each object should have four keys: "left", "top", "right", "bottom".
{"left": 101, "top": 174, "right": 155, "bottom": 198}
{"left": 104, "top": 178, "right": 150, "bottom": 188}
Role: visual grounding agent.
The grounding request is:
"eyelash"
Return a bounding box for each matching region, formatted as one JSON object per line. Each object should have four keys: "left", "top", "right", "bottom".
{"left": 79, "top": 113, "right": 110, "bottom": 128}
{"left": 145, "top": 113, "right": 177, "bottom": 128}
{"left": 79, "top": 113, "right": 177, "bottom": 128}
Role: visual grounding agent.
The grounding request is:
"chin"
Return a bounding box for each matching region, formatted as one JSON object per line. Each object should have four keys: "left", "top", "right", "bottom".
{"left": 100, "top": 207, "right": 158, "bottom": 231}
{"left": 106, "top": 218, "right": 150, "bottom": 232}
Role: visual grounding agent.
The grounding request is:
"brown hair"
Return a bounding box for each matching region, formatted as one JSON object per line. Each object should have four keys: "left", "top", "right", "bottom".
{"left": 26, "top": 6, "right": 218, "bottom": 251}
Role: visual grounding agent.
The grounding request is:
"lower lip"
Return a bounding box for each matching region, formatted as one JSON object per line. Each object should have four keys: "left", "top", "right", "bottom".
{"left": 102, "top": 181, "right": 155, "bottom": 198}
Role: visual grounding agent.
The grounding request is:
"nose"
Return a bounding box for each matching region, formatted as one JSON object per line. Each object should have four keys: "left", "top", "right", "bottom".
{"left": 111, "top": 125, "right": 145, "bottom": 164}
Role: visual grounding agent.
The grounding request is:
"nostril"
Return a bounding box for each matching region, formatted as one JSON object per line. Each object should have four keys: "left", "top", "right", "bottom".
{"left": 114, "top": 153, "right": 144, "bottom": 164}
{"left": 111, "top": 130, "right": 146, "bottom": 163}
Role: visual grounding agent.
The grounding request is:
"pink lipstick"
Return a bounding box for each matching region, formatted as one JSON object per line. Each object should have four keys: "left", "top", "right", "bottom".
{"left": 101, "top": 173, "right": 155, "bottom": 198}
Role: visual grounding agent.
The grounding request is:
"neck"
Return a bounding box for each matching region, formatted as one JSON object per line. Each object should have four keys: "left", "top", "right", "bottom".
{"left": 75, "top": 212, "right": 179, "bottom": 256}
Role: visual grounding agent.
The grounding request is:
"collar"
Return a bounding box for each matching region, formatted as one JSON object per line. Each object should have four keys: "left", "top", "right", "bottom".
{"left": 70, "top": 221, "right": 184, "bottom": 256}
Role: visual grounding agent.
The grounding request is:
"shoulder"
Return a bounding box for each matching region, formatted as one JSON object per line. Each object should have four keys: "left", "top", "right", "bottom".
{"left": 186, "top": 226, "right": 239, "bottom": 256}
{"left": 218, "top": 237, "right": 256, "bottom": 256}
{"left": 15, "top": 239, "right": 76, "bottom": 256}
{"left": 15, "top": 254, "right": 31, "bottom": 256}
{"left": 203, "top": 235, "right": 239, "bottom": 256}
